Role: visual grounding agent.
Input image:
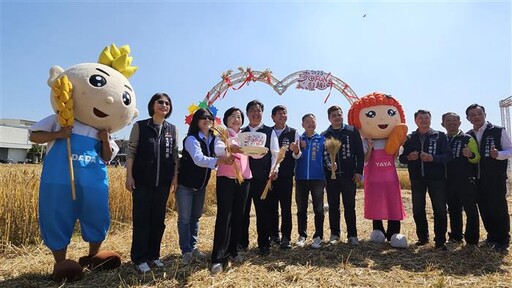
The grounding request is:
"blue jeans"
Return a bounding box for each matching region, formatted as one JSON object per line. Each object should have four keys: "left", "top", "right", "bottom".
{"left": 176, "top": 185, "right": 206, "bottom": 254}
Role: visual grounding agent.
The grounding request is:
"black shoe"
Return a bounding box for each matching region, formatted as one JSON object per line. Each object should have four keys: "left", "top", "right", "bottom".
{"left": 270, "top": 236, "right": 281, "bottom": 246}
{"left": 280, "top": 238, "right": 292, "bottom": 250}
{"left": 435, "top": 243, "right": 448, "bottom": 251}
{"left": 493, "top": 243, "right": 510, "bottom": 252}
{"left": 448, "top": 238, "right": 463, "bottom": 245}
{"left": 483, "top": 240, "right": 497, "bottom": 249}
{"left": 237, "top": 244, "right": 248, "bottom": 253}
{"left": 259, "top": 246, "right": 270, "bottom": 256}
{"left": 415, "top": 239, "right": 429, "bottom": 246}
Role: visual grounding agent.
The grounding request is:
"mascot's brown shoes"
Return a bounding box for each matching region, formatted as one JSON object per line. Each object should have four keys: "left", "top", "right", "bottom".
{"left": 78, "top": 251, "right": 122, "bottom": 271}
{"left": 52, "top": 259, "right": 84, "bottom": 282}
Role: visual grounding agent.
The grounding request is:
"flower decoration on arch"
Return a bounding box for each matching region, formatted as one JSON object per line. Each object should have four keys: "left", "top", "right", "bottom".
{"left": 185, "top": 100, "right": 221, "bottom": 126}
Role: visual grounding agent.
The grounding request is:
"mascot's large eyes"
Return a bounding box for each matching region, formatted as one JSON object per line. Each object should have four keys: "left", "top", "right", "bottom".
{"left": 365, "top": 110, "right": 376, "bottom": 118}
{"left": 89, "top": 75, "right": 107, "bottom": 87}
{"left": 388, "top": 109, "right": 397, "bottom": 117}
{"left": 122, "top": 92, "right": 132, "bottom": 106}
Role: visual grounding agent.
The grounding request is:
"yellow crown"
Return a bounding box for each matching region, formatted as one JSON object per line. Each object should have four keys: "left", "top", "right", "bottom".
{"left": 98, "top": 44, "right": 138, "bottom": 78}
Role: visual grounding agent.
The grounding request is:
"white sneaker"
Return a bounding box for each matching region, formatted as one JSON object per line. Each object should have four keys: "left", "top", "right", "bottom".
{"left": 152, "top": 259, "right": 164, "bottom": 268}
{"left": 311, "top": 237, "right": 323, "bottom": 249}
{"left": 329, "top": 234, "right": 340, "bottom": 244}
{"left": 370, "top": 230, "right": 386, "bottom": 243}
{"left": 210, "top": 263, "right": 223, "bottom": 275}
{"left": 136, "top": 262, "right": 151, "bottom": 273}
{"left": 181, "top": 252, "right": 193, "bottom": 264}
{"left": 296, "top": 236, "right": 307, "bottom": 247}
{"left": 348, "top": 236, "right": 360, "bottom": 246}
{"left": 192, "top": 248, "right": 206, "bottom": 260}
{"left": 390, "top": 233, "right": 408, "bottom": 248}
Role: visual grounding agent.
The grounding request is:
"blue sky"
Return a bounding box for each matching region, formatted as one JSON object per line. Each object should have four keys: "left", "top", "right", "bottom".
{"left": 1, "top": 1, "right": 511, "bottom": 144}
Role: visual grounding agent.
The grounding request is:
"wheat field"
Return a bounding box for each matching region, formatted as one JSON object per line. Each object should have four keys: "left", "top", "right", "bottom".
{"left": 1, "top": 164, "right": 511, "bottom": 287}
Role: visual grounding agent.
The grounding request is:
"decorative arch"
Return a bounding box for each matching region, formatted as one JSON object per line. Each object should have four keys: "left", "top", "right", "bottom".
{"left": 203, "top": 68, "right": 359, "bottom": 106}
{"left": 185, "top": 68, "right": 359, "bottom": 125}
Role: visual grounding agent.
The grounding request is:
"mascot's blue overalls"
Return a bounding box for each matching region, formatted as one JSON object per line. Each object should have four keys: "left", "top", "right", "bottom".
{"left": 35, "top": 116, "right": 115, "bottom": 251}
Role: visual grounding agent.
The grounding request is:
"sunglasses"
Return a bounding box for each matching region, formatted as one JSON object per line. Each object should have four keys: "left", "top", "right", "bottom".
{"left": 156, "top": 100, "right": 170, "bottom": 106}
{"left": 199, "top": 115, "right": 214, "bottom": 121}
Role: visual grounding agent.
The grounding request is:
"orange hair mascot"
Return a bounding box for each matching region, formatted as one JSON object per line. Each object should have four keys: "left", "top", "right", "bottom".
{"left": 348, "top": 92, "right": 408, "bottom": 248}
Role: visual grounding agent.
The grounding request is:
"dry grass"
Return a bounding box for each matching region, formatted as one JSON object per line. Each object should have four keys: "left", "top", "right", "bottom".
{"left": 1, "top": 165, "right": 511, "bottom": 287}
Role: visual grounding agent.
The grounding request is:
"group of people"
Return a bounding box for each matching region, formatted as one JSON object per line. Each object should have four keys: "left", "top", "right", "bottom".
{"left": 124, "top": 92, "right": 512, "bottom": 275}
{"left": 399, "top": 105, "right": 512, "bottom": 252}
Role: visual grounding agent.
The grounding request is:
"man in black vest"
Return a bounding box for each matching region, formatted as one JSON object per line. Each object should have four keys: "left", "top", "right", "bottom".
{"left": 441, "top": 112, "right": 480, "bottom": 246}
{"left": 240, "top": 100, "right": 280, "bottom": 256}
{"left": 268, "top": 105, "right": 301, "bottom": 249}
{"left": 466, "top": 104, "right": 512, "bottom": 251}
{"left": 399, "top": 109, "right": 452, "bottom": 250}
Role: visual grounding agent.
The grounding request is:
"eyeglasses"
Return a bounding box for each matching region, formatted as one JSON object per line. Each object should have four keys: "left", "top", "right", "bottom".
{"left": 156, "top": 100, "right": 170, "bottom": 106}
{"left": 199, "top": 115, "right": 214, "bottom": 121}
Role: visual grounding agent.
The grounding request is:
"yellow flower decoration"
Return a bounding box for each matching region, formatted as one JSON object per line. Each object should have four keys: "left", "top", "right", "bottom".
{"left": 98, "top": 44, "right": 138, "bottom": 78}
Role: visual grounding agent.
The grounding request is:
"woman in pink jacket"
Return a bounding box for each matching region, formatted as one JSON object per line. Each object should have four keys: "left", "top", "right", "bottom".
{"left": 210, "top": 107, "right": 252, "bottom": 274}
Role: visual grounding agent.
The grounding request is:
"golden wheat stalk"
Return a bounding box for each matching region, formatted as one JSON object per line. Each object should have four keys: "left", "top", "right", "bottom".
{"left": 213, "top": 126, "right": 244, "bottom": 184}
{"left": 261, "top": 145, "right": 288, "bottom": 200}
{"left": 53, "top": 75, "right": 76, "bottom": 200}
{"left": 325, "top": 138, "right": 341, "bottom": 180}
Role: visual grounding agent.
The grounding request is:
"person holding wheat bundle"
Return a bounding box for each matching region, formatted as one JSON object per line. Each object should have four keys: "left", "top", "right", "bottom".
{"left": 176, "top": 108, "right": 234, "bottom": 265}
{"left": 321, "top": 105, "right": 364, "bottom": 246}
{"left": 210, "top": 107, "right": 252, "bottom": 274}
{"left": 347, "top": 93, "right": 409, "bottom": 248}
{"left": 30, "top": 44, "right": 139, "bottom": 281}
{"left": 268, "top": 105, "right": 301, "bottom": 250}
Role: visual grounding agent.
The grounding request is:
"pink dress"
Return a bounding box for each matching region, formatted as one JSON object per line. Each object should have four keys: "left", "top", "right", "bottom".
{"left": 363, "top": 148, "right": 405, "bottom": 220}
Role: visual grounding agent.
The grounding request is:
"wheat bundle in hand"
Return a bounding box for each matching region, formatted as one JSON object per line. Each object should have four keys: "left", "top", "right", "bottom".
{"left": 325, "top": 138, "right": 341, "bottom": 180}
{"left": 213, "top": 126, "right": 244, "bottom": 184}
{"left": 53, "top": 75, "right": 77, "bottom": 200}
{"left": 261, "top": 144, "right": 288, "bottom": 200}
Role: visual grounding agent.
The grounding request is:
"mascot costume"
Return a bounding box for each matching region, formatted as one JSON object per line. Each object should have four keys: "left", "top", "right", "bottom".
{"left": 347, "top": 92, "right": 408, "bottom": 248}
{"left": 29, "top": 44, "right": 138, "bottom": 281}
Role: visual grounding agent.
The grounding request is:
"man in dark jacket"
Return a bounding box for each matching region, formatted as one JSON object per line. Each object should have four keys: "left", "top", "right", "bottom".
{"left": 466, "top": 104, "right": 512, "bottom": 251}
{"left": 268, "top": 105, "right": 301, "bottom": 249}
{"left": 441, "top": 112, "right": 480, "bottom": 246}
{"left": 399, "top": 109, "right": 452, "bottom": 250}
{"left": 321, "top": 105, "right": 364, "bottom": 246}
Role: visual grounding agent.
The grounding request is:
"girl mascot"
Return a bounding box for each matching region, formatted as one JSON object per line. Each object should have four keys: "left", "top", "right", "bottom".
{"left": 347, "top": 92, "right": 408, "bottom": 248}
{"left": 30, "top": 44, "right": 139, "bottom": 281}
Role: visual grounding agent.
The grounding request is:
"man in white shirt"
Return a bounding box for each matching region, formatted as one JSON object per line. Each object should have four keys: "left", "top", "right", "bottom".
{"left": 466, "top": 103, "right": 512, "bottom": 251}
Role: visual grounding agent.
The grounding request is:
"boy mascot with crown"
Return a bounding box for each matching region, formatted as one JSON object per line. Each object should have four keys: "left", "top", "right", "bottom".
{"left": 347, "top": 92, "right": 409, "bottom": 248}
{"left": 30, "top": 44, "right": 139, "bottom": 281}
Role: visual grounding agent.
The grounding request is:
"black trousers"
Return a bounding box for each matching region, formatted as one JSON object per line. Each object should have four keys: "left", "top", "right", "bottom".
{"left": 410, "top": 178, "right": 447, "bottom": 245}
{"left": 240, "top": 178, "right": 273, "bottom": 249}
{"left": 130, "top": 183, "right": 170, "bottom": 264}
{"left": 268, "top": 177, "right": 293, "bottom": 240}
{"left": 477, "top": 176, "right": 510, "bottom": 246}
{"left": 373, "top": 220, "right": 401, "bottom": 241}
{"left": 296, "top": 180, "right": 325, "bottom": 239}
{"left": 211, "top": 176, "right": 250, "bottom": 264}
{"left": 326, "top": 177, "right": 357, "bottom": 238}
{"left": 446, "top": 177, "right": 480, "bottom": 244}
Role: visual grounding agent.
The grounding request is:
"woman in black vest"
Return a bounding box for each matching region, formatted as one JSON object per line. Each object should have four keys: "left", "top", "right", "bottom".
{"left": 126, "top": 92, "right": 178, "bottom": 273}
{"left": 176, "top": 108, "right": 233, "bottom": 265}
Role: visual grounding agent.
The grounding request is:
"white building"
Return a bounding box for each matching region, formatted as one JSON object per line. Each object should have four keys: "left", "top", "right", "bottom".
{"left": 0, "top": 119, "right": 35, "bottom": 163}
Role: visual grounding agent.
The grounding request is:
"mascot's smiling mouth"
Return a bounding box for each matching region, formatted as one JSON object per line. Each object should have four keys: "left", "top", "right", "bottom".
{"left": 93, "top": 108, "right": 109, "bottom": 118}
{"left": 378, "top": 124, "right": 389, "bottom": 129}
